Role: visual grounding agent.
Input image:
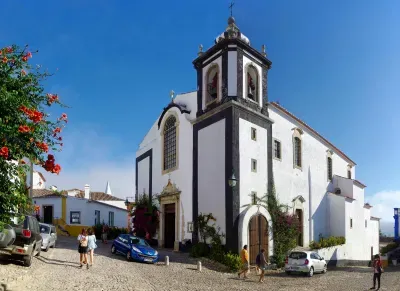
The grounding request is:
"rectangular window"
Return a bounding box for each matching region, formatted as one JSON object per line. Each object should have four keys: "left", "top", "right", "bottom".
{"left": 294, "top": 137, "right": 302, "bottom": 168}
{"left": 347, "top": 170, "right": 351, "bottom": 179}
{"left": 70, "top": 211, "right": 81, "bottom": 224}
{"left": 350, "top": 218, "right": 353, "bottom": 229}
{"left": 251, "top": 159, "right": 257, "bottom": 172}
{"left": 274, "top": 139, "right": 281, "bottom": 160}
{"left": 108, "top": 211, "right": 114, "bottom": 227}
{"left": 365, "top": 219, "right": 367, "bottom": 228}
{"left": 95, "top": 210, "right": 100, "bottom": 225}
{"left": 327, "top": 157, "right": 333, "bottom": 181}
{"left": 251, "top": 192, "right": 257, "bottom": 205}
{"left": 251, "top": 127, "right": 257, "bottom": 141}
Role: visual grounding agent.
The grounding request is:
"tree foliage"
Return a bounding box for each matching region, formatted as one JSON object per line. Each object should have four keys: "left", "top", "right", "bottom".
{"left": 0, "top": 45, "right": 67, "bottom": 229}
{"left": 132, "top": 193, "right": 159, "bottom": 239}
{"left": 257, "top": 183, "right": 300, "bottom": 267}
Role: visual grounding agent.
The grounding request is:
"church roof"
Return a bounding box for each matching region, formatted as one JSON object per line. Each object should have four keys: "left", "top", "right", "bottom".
{"left": 270, "top": 102, "right": 356, "bottom": 166}
{"left": 74, "top": 191, "right": 124, "bottom": 201}
{"left": 32, "top": 189, "right": 62, "bottom": 198}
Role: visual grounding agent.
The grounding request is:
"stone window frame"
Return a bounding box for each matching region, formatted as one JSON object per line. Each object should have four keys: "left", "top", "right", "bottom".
{"left": 327, "top": 150, "right": 333, "bottom": 181}
{"left": 347, "top": 164, "right": 352, "bottom": 179}
{"left": 292, "top": 128, "right": 303, "bottom": 170}
{"left": 251, "top": 158, "right": 257, "bottom": 173}
{"left": 244, "top": 62, "right": 260, "bottom": 105}
{"left": 273, "top": 138, "right": 282, "bottom": 161}
{"left": 204, "top": 63, "right": 220, "bottom": 106}
{"left": 160, "top": 112, "right": 180, "bottom": 175}
{"left": 251, "top": 127, "right": 257, "bottom": 141}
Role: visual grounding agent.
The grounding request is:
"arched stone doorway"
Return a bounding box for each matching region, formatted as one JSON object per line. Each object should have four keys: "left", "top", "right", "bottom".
{"left": 238, "top": 205, "right": 273, "bottom": 262}
{"left": 249, "top": 214, "right": 269, "bottom": 264}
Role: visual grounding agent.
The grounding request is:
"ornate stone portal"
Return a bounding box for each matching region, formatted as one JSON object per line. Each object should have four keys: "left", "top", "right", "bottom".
{"left": 158, "top": 179, "right": 181, "bottom": 251}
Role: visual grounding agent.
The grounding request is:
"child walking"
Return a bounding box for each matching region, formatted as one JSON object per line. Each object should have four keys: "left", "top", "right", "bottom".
{"left": 87, "top": 229, "right": 97, "bottom": 268}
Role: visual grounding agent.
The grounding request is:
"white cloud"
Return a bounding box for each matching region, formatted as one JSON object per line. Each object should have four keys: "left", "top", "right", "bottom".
{"left": 35, "top": 124, "right": 135, "bottom": 200}
{"left": 367, "top": 190, "right": 398, "bottom": 235}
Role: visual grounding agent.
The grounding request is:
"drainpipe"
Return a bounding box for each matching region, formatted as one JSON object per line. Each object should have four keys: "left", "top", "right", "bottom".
{"left": 308, "top": 166, "right": 313, "bottom": 243}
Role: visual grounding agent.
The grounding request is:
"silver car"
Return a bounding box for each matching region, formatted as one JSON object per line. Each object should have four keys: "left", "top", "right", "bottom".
{"left": 285, "top": 251, "right": 327, "bottom": 277}
{"left": 39, "top": 223, "right": 57, "bottom": 251}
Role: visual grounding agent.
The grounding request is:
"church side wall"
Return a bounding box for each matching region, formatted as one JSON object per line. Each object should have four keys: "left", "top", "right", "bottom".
{"left": 269, "top": 107, "right": 358, "bottom": 247}
{"left": 238, "top": 118, "right": 268, "bottom": 207}
{"left": 136, "top": 107, "right": 194, "bottom": 243}
{"left": 197, "top": 119, "right": 226, "bottom": 243}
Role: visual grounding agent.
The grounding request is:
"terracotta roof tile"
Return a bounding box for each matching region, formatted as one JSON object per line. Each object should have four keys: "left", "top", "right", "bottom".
{"left": 32, "top": 189, "right": 65, "bottom": 198}
{"left": 269, "top": 102, "right": 356, "bottom": 165}
{"left": 74, "top": 191, "right": 124, "bottom": 201}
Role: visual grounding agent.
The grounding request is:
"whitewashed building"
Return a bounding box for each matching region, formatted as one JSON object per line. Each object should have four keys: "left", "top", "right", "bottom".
{"left": 135, "top": 16, "right": 379, "bottom": 265}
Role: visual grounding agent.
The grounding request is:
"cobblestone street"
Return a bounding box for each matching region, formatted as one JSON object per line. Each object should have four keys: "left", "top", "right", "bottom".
{"left": 0, "top": 237, "right": 399, "bottom": 291}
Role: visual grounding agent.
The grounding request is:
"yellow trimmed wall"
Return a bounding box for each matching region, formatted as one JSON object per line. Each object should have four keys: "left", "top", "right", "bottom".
{"left": 59, "top": 196, "right": 90, "bottom": 237}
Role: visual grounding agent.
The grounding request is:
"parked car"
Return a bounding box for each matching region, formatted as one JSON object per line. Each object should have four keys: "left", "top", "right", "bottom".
{"left": 285, "top": 251, "right": 327, "bottom": 277}
{"left": 0, "top": 215, "right": 43, "bottom": 267}
{"left": 39, "top": 223, "right": 57, "bottom": 251}
{"left": 111, "top": 234, "right": 159, "bottom": 263}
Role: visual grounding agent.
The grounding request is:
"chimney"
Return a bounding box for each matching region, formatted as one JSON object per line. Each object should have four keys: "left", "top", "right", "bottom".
{"left": 84, "top": 184, "right": 90, "bottom": 200}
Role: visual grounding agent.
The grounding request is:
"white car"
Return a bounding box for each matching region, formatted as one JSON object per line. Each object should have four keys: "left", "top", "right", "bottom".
{"left": 285, "top": 251, "right": 327, "bottom": 277}
{"left": 39, "top": 223, "right": 57, "bottom": 251}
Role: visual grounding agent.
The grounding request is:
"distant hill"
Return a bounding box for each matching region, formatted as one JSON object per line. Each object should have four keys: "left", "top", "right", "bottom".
{"left": 380, "top": 221, "right": 394, "bottom": 237}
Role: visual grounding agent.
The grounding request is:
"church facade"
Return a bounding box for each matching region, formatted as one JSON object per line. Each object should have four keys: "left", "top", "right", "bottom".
{"left": 135, "top": 17, "right": 379, "bottom": 264}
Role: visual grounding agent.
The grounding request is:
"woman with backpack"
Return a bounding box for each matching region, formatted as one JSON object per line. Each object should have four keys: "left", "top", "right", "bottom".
{"left": 256, "top": 249, "right": 268, "bottom": 283}
{"left": 77, "top": 228, "right": 89, "bottom": 269}
{"left": 371, "top": 254, "right": 383, "bottom": 289}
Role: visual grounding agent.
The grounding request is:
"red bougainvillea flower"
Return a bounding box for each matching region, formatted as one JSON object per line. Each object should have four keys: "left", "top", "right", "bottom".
{"left": 26, "top": 52, "right": 32, "bottom": 58}
{"left": 21, "top": 69, "right": 26, "bottom": 76}
{"left": 47, "top": 154, "right": 54, "bottom": 161}
{"left": 18, "top": 125, "right": 31, "bottom": 133}
{"left": 0, "top": 147, "right": 9, "bottom": 159}
{"left": 36, "top": 142, "right": 49, "bottom": 153}
{"left": 22, "top": 56, "right": 28, "bottom": 62}
{"left": 6, "top": 47, "right": 13, "bottom": 53}
{"left": 58, "top": 113, "right": 68, "bottom": 122}
{"left": 58, "top": 136, "right": 62, "bottom": 141}
{"left": 52, "top": 164, "right": 61, "bottom": 175}
{"left": 47, "top": 93, "right": 59, "bottom": 104}
{"left": 29, "top": 110, "right": 43, "bottom": 123}
{"left": 53, "top": 127, "right": 61, "bottom": 134}
{"left": 2, "top": 57, "right": 7, "bottom": 63}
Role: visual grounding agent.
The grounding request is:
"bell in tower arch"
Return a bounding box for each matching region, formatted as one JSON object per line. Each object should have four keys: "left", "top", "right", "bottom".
{"left": 247, "top": 72, "right": 256, "bottom": 100}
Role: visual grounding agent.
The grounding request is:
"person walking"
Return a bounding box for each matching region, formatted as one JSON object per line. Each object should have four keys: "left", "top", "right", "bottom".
{"left": 102, "top": 224, "right": 108, "bottom": 244}
{"left": 370, "top": 254, "right": 383, "bottom": 290}
{"left": 78, "top": 228, "right": 89, "bottom": 269}
{"left": 238, "top": 245, "right": 250, "bottom": 279}
{"left": 258, "top": 249, "right": 268, "bottom": 283}
{"left": 87, "top": 228, "right": 97, "bottom": 268}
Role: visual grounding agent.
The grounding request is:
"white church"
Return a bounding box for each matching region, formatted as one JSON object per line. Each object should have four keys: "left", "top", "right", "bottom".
{"left": 136, "top": 16, "right": 379, "bottom": 265}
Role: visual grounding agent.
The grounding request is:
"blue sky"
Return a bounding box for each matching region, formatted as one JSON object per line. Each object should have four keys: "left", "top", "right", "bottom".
{"left": 1, "top": 1, "right": 399, "bottom": 229}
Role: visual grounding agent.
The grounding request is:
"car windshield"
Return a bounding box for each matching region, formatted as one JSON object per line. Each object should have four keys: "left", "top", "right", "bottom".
{"left": 289, "top": 252, "right": 307, "bottom": 259}
{"left": 130, "top": 237, "right": 149, "bottom": 247}
{"left": 39, "top": 225, "right": 50, "bottom": 234}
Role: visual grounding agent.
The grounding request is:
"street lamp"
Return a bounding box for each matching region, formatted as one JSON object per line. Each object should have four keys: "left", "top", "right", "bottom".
{"left": 228, "top": 170, "right": 237, "bottom": 188}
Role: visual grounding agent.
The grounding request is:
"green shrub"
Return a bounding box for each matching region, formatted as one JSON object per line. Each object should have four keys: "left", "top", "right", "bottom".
{"left": 223, "top": 252, "right": 242, "bottom": 272}
{"left": 309, "top": 236, "right": 346, "bottom": 250}
{"left": 190, "top": 242, "right": 210, "bottom": 258}
{"left": 381, "top": 242, "right": 399, "bottom": 255}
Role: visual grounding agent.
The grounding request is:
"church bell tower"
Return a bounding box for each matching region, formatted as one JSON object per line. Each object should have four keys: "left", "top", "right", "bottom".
{"left": 191, "top": 15, "right": 274, "bottom": 253}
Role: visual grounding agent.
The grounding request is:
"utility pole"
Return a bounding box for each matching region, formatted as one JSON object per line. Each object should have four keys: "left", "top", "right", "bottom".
{"left": 29, "top": 160, "right": 33, "bottom": 199}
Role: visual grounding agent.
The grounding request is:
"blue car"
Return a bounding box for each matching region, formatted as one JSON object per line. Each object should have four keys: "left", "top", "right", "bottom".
{"left": 111, "top": 234, "right": 159, "bottom": 263}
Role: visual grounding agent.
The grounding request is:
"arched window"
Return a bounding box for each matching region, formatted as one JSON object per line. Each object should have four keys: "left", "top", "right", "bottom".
{"left": 163, "top": 115, "right": 177, "bottom": 172}
{"left": 327, "top": 157, "right": 333, "bottom": 181}
{"left": 246, "top": 65, "right": 259, "bottom": 102}
{"left": 206, "top": 64, "right": 219, "bottom": 105}
{"left": 293, "top": 137, "right": 302, "bottom": 168}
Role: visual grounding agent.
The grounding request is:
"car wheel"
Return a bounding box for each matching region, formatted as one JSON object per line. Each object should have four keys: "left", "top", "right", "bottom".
{"left": 307, "top": 267, "right": 314, "bottom": 277}
{"left": 24, "top": 252, "right": 33, "bottom": 267}
{"left": 111, "top": 245, "right": 116, "bottom": 254}
{"left": 285, "top": 271, "right": 291, "bottom": 275}
{"left": 45, "top": 245, "right": 49, "bottom": 252}
{"left": 126, "top": 251, "right": 131, "bottom": 261}
{"left": 322, "top": 265, "right": 327, "bottom": 274}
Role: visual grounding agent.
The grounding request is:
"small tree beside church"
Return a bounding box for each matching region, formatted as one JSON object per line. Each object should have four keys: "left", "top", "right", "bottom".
{"left": 0, "top": 45, "right": 67, "bottom": 230}
{"left": 131, "top": 192, "right": 159, "bottom": 241}
{"left": 257, "top": 183, "right": 300, "bottom": 267}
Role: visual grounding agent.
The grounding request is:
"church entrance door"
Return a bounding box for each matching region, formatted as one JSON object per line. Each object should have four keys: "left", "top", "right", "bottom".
{"left": 249, "top": 215, "right": 268, "bottom": 265}
{"left": 164, "top": 203, "right": 176, "bottom": 249}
